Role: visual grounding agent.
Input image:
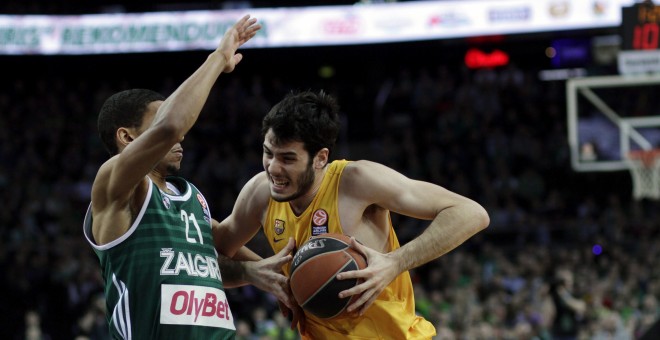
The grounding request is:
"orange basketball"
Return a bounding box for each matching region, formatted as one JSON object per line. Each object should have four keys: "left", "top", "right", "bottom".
{"left": 289, "top": 233, "right": 367, "bottom": 319}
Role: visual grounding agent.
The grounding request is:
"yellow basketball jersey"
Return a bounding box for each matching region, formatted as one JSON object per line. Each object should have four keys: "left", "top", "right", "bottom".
{"left": 263, "top": 160, "right": 436, "bottom": 340}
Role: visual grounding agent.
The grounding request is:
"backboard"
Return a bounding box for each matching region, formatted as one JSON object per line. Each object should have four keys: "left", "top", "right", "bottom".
{"left": 567, "top": 74, "right": 660, "bottom": 172}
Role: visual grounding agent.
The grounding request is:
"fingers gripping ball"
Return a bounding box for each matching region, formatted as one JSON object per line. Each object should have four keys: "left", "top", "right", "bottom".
{"left": 289, "top": 233, "right": 367, "bottom": 319}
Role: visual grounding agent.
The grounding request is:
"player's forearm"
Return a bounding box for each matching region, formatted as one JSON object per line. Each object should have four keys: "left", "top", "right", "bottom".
{"left": 218, "top": 254, "right": 249, "bottom": 288}
{"left": 218, "top": 246, "right": 264, "bottom": 288}
{"left": 392, "top": 201, "right": 489, "bottom": 272}
{"left": 233, "top": 246, "right": 263, "bottom": 261}
{"left": 151, "top": 51, "right": 227, "bottom": 138}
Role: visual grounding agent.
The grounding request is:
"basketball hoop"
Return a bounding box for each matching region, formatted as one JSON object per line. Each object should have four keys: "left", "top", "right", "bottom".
{"left": 626, "top": 149, "right": 660, "bottom": 200}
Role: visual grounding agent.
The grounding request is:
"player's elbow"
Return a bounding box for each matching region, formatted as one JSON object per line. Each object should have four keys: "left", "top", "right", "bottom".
{"left": 471, "top": 201, "right": 490, "bottom": 233}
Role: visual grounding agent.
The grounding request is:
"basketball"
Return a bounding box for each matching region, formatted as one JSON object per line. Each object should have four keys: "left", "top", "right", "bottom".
{"left": 289, "top": 233, "right": 367, "bottom": 319}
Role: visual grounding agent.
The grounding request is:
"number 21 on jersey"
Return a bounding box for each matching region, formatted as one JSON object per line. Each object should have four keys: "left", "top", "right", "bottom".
{"left": 181, "top": 210, "right": 203, "bottom": 244}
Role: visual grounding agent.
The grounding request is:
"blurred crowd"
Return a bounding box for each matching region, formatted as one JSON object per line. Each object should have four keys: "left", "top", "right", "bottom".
{"left": 1, "top": 46, "right": 659, "bottom": 340}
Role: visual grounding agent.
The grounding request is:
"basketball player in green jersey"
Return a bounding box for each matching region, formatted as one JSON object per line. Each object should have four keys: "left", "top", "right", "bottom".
{"left": 82, "top": 15, "right": 295, "bottom": 339}
{"left": 215, "top": 90, "right": 490, "bottom": 339}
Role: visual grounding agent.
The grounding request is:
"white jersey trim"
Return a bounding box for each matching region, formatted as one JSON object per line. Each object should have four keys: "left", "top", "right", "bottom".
{"left": 82, "top": 176, "right": 154, "bottom": 250}
{"left": 160, "top": 179, "right": 192, "bottom": 201}
{"left": 111, "top": 273, "right": 132, "bottom": 339}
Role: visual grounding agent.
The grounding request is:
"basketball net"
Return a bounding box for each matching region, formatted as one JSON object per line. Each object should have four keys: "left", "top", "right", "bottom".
{"left": 626, "top": 149, "right": 660, "bottom": 200}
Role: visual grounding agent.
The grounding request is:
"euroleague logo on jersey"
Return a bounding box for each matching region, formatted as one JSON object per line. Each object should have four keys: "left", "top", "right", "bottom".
{"left": 197, "top": 193, "right": 211, "bottom": 223}
{"left": 312, "top": 209, "right": 328, "bottom": 226}
{"left": 311, "top": 209, "right": 329, "bottom": 236}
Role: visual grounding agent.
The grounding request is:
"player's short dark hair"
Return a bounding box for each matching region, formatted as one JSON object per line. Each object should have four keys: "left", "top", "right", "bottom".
{"left": 262, "top": 90, "right": 340, "bottom": 159}
{"left": 97, "top": 89, "right": 165, "bottom": 155}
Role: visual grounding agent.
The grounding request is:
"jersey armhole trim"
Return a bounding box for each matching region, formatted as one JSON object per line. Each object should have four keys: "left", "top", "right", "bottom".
{"left": 83, "top": 177, "right": 154, "bottom": 251}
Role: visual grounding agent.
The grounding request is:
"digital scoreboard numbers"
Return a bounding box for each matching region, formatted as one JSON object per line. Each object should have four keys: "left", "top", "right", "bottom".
{"left": 622, "top": 2, "right": 660, "bottom": 50}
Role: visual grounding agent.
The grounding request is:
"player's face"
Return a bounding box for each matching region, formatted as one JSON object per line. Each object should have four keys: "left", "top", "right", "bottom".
{"left": 138, "top": 101, "right": 184, "bottom": 175}
{"left": 262, "top": 129, "right": 316, "bottom": 202}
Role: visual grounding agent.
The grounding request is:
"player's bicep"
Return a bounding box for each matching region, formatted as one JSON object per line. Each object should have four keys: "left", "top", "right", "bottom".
{"left": 213, "top": 173, "right": 269, "bottom": 257}
{"left": 388, "top": 179, "right": 467, "bottom": 220}
{"left": 214, "top": 210, "right": 261, "bottom": 258}
{"left": 348, "top": 161, "right": 466, "bottom": 220}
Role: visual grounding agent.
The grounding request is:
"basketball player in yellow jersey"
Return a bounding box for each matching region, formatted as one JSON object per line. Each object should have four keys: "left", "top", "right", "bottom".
{"left": 214, "top": 90, "right": 490, "bottom": 339}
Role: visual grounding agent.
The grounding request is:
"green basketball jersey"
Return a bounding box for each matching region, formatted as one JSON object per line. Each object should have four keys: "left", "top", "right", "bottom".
{"left": 83, "top": 176, "right": 236, "bottom": 339}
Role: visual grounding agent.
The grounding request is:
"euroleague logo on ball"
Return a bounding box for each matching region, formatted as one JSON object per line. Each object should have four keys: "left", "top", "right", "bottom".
{"left": 312, "top": 209, "right": 328, "bottom": 226}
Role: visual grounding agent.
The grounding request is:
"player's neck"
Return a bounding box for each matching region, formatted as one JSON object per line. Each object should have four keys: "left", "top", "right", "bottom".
{"left": 148, "top": 172, "right": 173, "bottom": 195}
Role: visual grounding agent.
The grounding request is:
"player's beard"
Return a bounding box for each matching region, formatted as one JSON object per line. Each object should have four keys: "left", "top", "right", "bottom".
{"left": 272, "top": 160, "right": 315, "bottom": 202}
{"left": 166, "top": 164, "right": 180, "bottom": 176}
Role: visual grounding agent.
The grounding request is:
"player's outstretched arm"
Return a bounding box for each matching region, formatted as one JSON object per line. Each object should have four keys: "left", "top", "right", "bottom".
{"left": 92, "top": 16, "right": 260, "bottom": 245}
{"left": 96, "top": 15, "right": 261, "bottom": 210}
{"left": 336, "top": 160, "right": 490, "bottom": 315}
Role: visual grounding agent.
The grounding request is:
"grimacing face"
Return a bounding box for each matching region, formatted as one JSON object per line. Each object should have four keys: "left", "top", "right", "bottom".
{"left": 262, "top": 129, "right": 316, "bottom": 202}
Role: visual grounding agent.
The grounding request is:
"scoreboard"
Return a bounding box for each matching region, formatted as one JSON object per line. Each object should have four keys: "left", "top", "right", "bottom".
{"left": 622, "top": 2, "right": 660, "bottom": 50}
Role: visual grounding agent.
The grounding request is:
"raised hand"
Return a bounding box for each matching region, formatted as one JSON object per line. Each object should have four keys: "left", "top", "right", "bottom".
{"left": 216, "top": 14, "right": 261, "bottom": 73}
{"left": 335, "top": 237, "right": 400, "bottom": 315}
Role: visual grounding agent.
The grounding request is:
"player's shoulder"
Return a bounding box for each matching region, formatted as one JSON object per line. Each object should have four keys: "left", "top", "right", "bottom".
{"left": 240, "top": 171, "right": 271, "bottom": 204}
{"left": 339, "top": 160, "right": 379, "bottom": 189}
{"left": 92, "top": 154, "right": 150, "bottom": 207}
{"left": 341, "top": 160, "right": 406, "bottom": 197}
{"left": 342, "top": 159, "right": 391, "bottom": 178}
{"left": 92, "top": 155, "right": 119, "bottom": 194}
{"left": 244, "top": 171, "right": 270, "bottom": 190}
{"left": 96, "top": 154, "right": 119, "bottom": 176}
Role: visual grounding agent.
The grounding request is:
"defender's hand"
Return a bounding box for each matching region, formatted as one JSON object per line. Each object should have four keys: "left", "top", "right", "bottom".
{"left": 244, "top": 238, "right": 295, "bottom": 308}
{"left": 217, "top": 14, "right": 261, "bottom": 73}
{"left": 278, "top": 296, "right": 307, "bottom": 335}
